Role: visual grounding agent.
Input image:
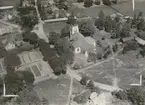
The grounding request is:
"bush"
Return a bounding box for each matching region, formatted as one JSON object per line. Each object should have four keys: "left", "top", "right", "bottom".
{"left": 97, "top": 52, "right": 102, "bottom": 60}
{"left": 73, "top": 94, "right": 88, "bottom": 104}
{"left": 73, "top": 64, "right": 81, "bottom": 70}
{"left": 112, "top": 44, "right": 118, "bottom": 53}
{"left": 84, "top": 0, "right": 93, "bottom": 7}
{"left": 94, "top": 0, "right": 101, "bottom": 5}
{"left": 122, "top": 40, "right": 139, "bottom": 54}
{"left": 112, "top": 90, "right": 128, "bottom": 100}
{"left": 80, "top": 76, "right": 89, "bottom": 85}
{"left": 102, "top": 0, "right": 111, "bottom": 5}
{"left": 86, "top": 80, "right": 95, "bottom": 90}
{"left": 87, "top": 53, "right": 97, "bottom": 63}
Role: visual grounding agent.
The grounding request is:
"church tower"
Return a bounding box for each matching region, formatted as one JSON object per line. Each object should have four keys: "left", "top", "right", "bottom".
{"left": 67, "top": 12, "right": 79, "bottom": 40}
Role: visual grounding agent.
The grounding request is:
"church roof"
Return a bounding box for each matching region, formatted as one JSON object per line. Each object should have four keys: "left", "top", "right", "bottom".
{"left": 85, "top": 36, "right": 96, "bottom": 45}
{"left": 71, "top": 32, "right": 94, "bottom": 52}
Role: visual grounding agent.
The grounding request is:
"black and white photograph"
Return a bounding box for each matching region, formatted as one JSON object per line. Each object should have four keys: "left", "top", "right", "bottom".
{"left": 0, "top": 0, "right": 145, "bottom": 105}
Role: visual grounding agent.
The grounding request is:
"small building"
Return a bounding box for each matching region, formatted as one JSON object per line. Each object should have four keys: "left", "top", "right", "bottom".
{"left": 135, "top": 36, "right": 145, "bottom": 45}
{"left": 87, "top": 92, "right": 106, "bottom": 105}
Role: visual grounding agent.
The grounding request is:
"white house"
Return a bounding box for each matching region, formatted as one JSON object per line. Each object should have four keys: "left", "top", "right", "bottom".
{"left": 87, "top": 92, "right": 106, "bottom": 105}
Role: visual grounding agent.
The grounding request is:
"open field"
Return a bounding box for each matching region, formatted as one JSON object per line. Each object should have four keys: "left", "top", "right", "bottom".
{"left": 71, "top": 0, "right": 145, "bottom": 17}
{"left": 34, "top": 75, "right": 86, "bottom": 105}
{"left": 79, "top": 51, "right": 145, "bottom": 89}
{"left": 0, "top": 0, "right": 20, "bottom": 6}
{"left": 34, "top": 76, "right": 70, "bottom": 105}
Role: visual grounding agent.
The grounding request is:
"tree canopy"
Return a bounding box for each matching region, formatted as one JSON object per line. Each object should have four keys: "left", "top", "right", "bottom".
{"left": 84, "top": 0, "right": 93, "bottom": 8}
{"left": 79, "top": 20, "right": 96, "bottom": 37}
{"left": 95, "top": 11, "right": 105, "bottom": 30}
{"left": 17, "top": 6, "right": 38, "bottom": 29}
{"left": 4, "top": 53, "right": 21, "bottom": 68}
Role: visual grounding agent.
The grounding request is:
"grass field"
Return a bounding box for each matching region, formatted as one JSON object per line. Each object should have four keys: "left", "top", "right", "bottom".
{"left": 80, "top": 51, "right": 145, "bottom": 89}
{"left": 0, "top": 0, "right": 20, "bottom": 6}
{"left": 71, "top": 0, "right": 145, "bottom": 18}
{"left": 34, "top": 76, "right": 70, "bottom": 105}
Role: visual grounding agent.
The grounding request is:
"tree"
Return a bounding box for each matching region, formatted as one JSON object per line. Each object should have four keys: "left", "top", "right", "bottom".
{"left": 84, "top": 0, "right": 93, "bottom": 7}
{"left": 60, "top": 24, "right": 70, "bottom": 38}
{"left": 41, "top": 97, "right": 49, "bottom": 105}
{"left": 120, "top": 22, "right": 131, "bottom": 38}
{"left": 16, "top": 88, "right": 41, "bottom": 105}
{"left": 20, "top": 14, "right": 38, "bottom": 29}
{"left": 104, "top": 16, "right": 112, "bottom": 32}
{"left": 112, "top": 44, "right": 118, "bottom": 53}
{"left": 132, "top": 13, "right": 137, "bottom": 28}
{"left": 48, "top": 56, "right": 66, "bottom": 75}
{"left": 0, "top": 43, "right": 7, "bottom": 58}
{"left": 126, "top": 87, "right": 145, "bottom": 105}
{"left": 137, "top": 19, "right": 145, "bottom": 31}
{"left": 17, "top": 6, "right": 38, "bottom": 29}
{"left": 0, "top": 78, "right": 3, "bottom": 96}
{"left": 16, "top": 70, "right": 35, "bottom": 85}
{"left": 39, "top": 41, "right": 57, "bottom": 61}
{"left": 94, "top": 0, "right": 101, "bottom": 5}
{"left": 87, "top": 53, "right": 97, "bottom": 63}
{"left": 102, "top": 0, "right": 111, "bottom": 5}
{"left": 29, "top": 32, "right": 39, "bottom": 45}
{"left": 4, "top": 53, "right": 21, "bottom": 68}
{"left": 22, "top": 30, "right": 31, "bottom": 42}
{"left": 5, "top": 71, "right": 24, "bottom": 95}
{"left": 112, "top": 90, "right": 128, "bottom": 100}
{"left": 95, "top": 11, "right": 105, "bottom": 30}
{"left": 37, "top": 0, "right": 47, "bottom": 20}
{"left": 55, "top": 38, "right": 74, "bottom": 64}
{"left": 56, "top": 1, "right": 69, "bottom": 10}
{"left": 86, "top": 80, "right": 95, "bottom": 91}
{"left": 79, "top": 20, "right": 95, "bottom": 37}
{"left": 80, "top": 76, "right": 89, "bottom": 85}
{"left": 73, "top": 94, "right": 88, "bottom": 104}
{"left": 122, "top": 40, "right": 139, "bottom": 54}
{"left": 49, "top": 32, "right": 60, "bottom": 45}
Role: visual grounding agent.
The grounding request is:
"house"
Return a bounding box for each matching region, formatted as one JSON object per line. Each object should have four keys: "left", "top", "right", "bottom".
{"left": 87, "top": 92, "right": 106, "bottom": 105}
{"left": 135, "top": 36, "right": 145, "bottom": 45}
{"left": 135, "top": 30, "right": 145, "bottom": 45}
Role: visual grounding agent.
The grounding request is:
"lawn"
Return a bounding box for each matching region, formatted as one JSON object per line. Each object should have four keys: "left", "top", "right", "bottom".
{"left": 80, "top": 50, "right": 145, "bottom": 89}
{"left": 34, "top": 75, "right": 70, "bottom": 105}
{"left": 0, "top": 0, "right": 20, "bottom": 6}
{"left": 43, "top": 22, "right": 67, "bottom": 35}
{"left": 71, "top": 0, "right": 145, "bottom": 18}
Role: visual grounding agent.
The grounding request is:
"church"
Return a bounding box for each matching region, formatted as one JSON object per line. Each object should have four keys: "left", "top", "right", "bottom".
{"left": 66, "top": 15, "right": 96, "bottom": 58}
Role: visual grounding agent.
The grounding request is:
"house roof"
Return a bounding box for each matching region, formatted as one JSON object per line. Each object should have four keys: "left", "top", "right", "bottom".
{"left": 71, "top": 32, "right": 94, "bottom": 52}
